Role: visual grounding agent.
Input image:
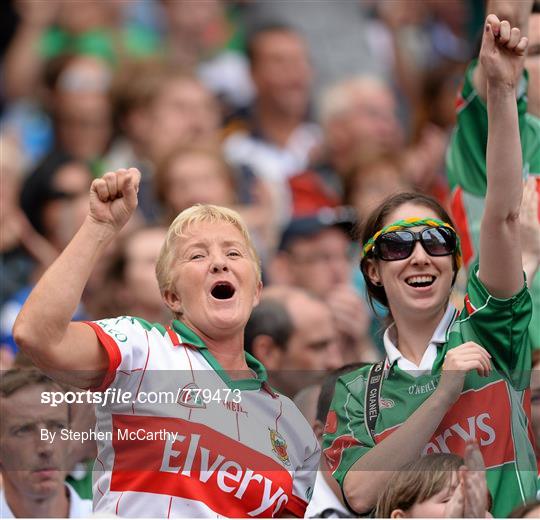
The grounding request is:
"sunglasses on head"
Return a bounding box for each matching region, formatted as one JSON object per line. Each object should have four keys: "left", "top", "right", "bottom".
{"left": 372, "top": 226, "right": 457, "bottom": 261}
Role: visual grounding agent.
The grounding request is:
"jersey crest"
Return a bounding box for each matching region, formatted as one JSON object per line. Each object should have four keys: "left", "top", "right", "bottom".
{"left": 269, "top": 429, "right": 290, "bottom": 466}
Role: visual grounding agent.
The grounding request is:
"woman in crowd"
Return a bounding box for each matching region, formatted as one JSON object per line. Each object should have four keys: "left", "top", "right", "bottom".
{"left": 13, "top": 168, "right": 319, "bottom": 517}
{"left": 323, "top": 15, "right": 536, "bottom": 517}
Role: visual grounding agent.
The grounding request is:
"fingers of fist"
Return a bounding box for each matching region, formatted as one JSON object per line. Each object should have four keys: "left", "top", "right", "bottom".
{"left": 91, "top": 168, "right": 140, "bottom": 203}
{"left": 485, "top": 15, "right": 528, "bottom": 56}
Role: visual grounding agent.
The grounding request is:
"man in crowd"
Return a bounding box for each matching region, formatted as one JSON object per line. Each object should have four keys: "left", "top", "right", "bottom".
{"left": 270, "top": 209, "right": 379, "bottom": 363}
{"left": 244, "top": 285, "right": 343, "bottom": 397}
{"left": 0, "top": 369, "right": 92, "bottom": 517}
{"left": 223, "top": 24, "right": 319, "bottom": 182}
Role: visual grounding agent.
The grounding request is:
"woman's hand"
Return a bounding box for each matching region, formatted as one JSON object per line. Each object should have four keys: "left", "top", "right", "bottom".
{"left": 436, "top": 342, "right": 492, "bottom": 406}
{"left": 89, "top": 168, "right": 140, "bottom": 233}
{"left": 479, "top": 14, "right": 528, "bottom": 90}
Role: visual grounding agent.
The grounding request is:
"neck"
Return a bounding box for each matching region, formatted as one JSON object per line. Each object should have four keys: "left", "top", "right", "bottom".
{"left": 185, "top": 322, "right": 250, "bottom": 376}
{"left": 254, "top": 101, "right": 302, "bottom": 148}
{"left": 390, "top": 305, "right": 447, "bottom": 366}
{"left": 4, "top": 481, "right": 69, "bottom": 518}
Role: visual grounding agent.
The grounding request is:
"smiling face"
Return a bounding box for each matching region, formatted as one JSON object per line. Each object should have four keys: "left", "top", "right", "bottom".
{"left": 365, "top": 203, "right": 454, "bottom": 322}
{"left": 163, "top": 221, "right": 262, "bottom": 340}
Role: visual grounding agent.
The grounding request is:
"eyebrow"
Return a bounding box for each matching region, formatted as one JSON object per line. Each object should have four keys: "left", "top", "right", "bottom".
{"left": 185, "top": 240, "right": 245, "bottom": 249}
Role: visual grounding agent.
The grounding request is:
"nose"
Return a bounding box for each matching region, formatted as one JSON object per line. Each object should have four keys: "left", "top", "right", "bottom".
{"left": 410, "top": 240, "right": 431, "bottom": 265}
{"left": 210, "top": 253, "right": 229, "bottom": 273}
{"left": 35, "top": 434, "right": 55, "bottom": 458}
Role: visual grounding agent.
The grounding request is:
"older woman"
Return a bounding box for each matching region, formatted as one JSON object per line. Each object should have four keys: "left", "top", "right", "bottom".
{"left": 14, "top": 172, "right": 319, "bottom": 517}
{"left": 322, "top": 15, "right": 535, "bottom": 518}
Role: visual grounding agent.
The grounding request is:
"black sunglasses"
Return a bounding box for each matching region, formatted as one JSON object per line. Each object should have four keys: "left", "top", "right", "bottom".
{"left": 373, "top": 227, "right": 457, "bottom": 261}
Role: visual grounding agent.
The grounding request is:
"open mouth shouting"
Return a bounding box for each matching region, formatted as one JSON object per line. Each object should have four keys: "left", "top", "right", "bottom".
{"left": 210, "top": 281, "right": 236, "bottom": 300}
{"left": 405, "top": 275, "right": 436, "bottom": 289}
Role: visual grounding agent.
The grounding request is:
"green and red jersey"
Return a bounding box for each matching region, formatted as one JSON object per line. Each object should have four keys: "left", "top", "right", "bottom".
{"left": 446, "top": 59, "right": 540, "bottom": 348}
{"left": 323, "top": 267, "right": 536, "bottom": 518}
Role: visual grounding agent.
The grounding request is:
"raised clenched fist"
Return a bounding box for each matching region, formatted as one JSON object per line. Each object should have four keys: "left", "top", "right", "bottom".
{"left": 89, "top": 168, "right": 141, "bottom": 232}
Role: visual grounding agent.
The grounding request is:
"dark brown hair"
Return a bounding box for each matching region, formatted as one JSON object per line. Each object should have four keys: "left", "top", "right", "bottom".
{"left": 359, "top": 192, "right": 458, "bottom": 312}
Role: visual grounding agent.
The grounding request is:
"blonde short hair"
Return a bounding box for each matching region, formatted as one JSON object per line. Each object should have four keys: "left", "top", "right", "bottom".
{"left": 155, "top": 204, "right": 262, "bottom": 294}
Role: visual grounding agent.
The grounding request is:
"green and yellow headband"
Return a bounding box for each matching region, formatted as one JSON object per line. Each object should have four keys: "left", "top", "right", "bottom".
{"left": 362, "top": 217, "right": 462, "bottom": 269}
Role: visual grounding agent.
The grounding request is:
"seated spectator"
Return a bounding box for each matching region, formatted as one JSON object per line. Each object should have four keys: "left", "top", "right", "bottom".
{"left": 223, "top": 23, "right": 321, "bottom": 222}
{"left": 3, "top": 0, "right": 159, "bottom": 101}
{"left": 289, "top": 75, "right": 403, "bottom": 216}
{"left": 104, "top": 62, "right": 222, "bottom": 222}
{"left": 223, "top": 23, "right": 320, "bottom": 179}
{"left": 46, "top": 53, "right": 113, "bottom": 165}
{"left": 88, "top": 226, "right": 169, "bottom": 324}
{"left": 159, "top": 0, "right": 255, "bottom": 115}
{"left": 244, "top": 285, "right": 343, "bottom": 397}
{"left": 0, "top": 136, "right": 56, "bottom": 308}
{"left": 344, "top": 152, "right": 412, "bottom": 227}
{"left": 155, "top": 146, "right": 238, "bottom": 222}
{"left": 20, "top": 150, "right": 92, "bottom": 253}
{"left": 0, "top": 368, "right": 92, "bottom": 517}
{"left": 11, "top": 353, "right": 96, "bottom": 501}
{"left": 271, "top": 208, "right": 379, "bottom": 363}
{"left": 304, "top": 363, "right": 366, "bottom": 518}
{"left": 155, "top": 145, "right": 276, "bottom": 265}
{"left": 375, "top": 443, "right": 491, "bottom": 517}
{"left": 1, "top": 151, "right": 92, "bottom": 356}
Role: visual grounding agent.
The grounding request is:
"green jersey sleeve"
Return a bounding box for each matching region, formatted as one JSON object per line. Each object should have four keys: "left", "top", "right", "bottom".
{"left": 322, "top": 370, "right": 374, "bottom": 488}
{"left": 446, "top": 60, "right": 536, "bottom": 194}
{"left": 449, "top": 265, "right": 532, "bottom": 390}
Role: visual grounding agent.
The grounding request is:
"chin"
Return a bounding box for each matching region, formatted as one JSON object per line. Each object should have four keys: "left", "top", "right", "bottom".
{"left": 29, "top": 478, "right": 63, "bottom": 498}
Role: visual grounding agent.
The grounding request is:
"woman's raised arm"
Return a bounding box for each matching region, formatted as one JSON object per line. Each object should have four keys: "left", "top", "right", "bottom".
{"left": 13, "top": 168, "right": 140, "bottom": 388}
{"left": 479, "top": 15, "right": 529, "bottom": 297}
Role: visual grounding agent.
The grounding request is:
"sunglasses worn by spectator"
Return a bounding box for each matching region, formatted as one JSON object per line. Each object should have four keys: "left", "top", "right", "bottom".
{"left": 373, "top": 226, "right": 457, "bottom": 261}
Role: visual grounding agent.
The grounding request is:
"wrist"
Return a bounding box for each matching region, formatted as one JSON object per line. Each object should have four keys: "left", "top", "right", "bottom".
{"left": 432, "top": 385, "right": 458, "bottom": 410}
{"left": 486, "top": 79, "right": 518, "bottom": 96}
{"left": 83, "top": 216, "right": 118, "bottom": 244}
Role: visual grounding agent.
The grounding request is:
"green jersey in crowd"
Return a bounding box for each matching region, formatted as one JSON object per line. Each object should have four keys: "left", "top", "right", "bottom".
{"left": 323, "top": 266, "right": 536, "bottom": 518}
{"left": 446, "top": 59, "right": 540, "bottom": 349}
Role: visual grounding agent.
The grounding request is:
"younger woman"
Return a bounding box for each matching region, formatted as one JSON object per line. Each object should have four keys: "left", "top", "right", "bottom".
{"left": 323, "top": 15, "right": 535, "bottom": 517}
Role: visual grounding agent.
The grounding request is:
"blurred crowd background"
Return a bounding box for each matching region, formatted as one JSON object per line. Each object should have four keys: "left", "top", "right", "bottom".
{"left": 2, "top": 0, "right": 540, "bottom": 516}
{"left": 0, "top": 0, "right": 487, "bottom": 368}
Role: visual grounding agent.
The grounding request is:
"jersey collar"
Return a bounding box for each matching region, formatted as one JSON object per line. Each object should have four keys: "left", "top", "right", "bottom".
{"left": 171, "top": 319, "right": 269, "bottom": 391}
{"left": 384, "top": 303, "right": 458, "bottom": 373}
